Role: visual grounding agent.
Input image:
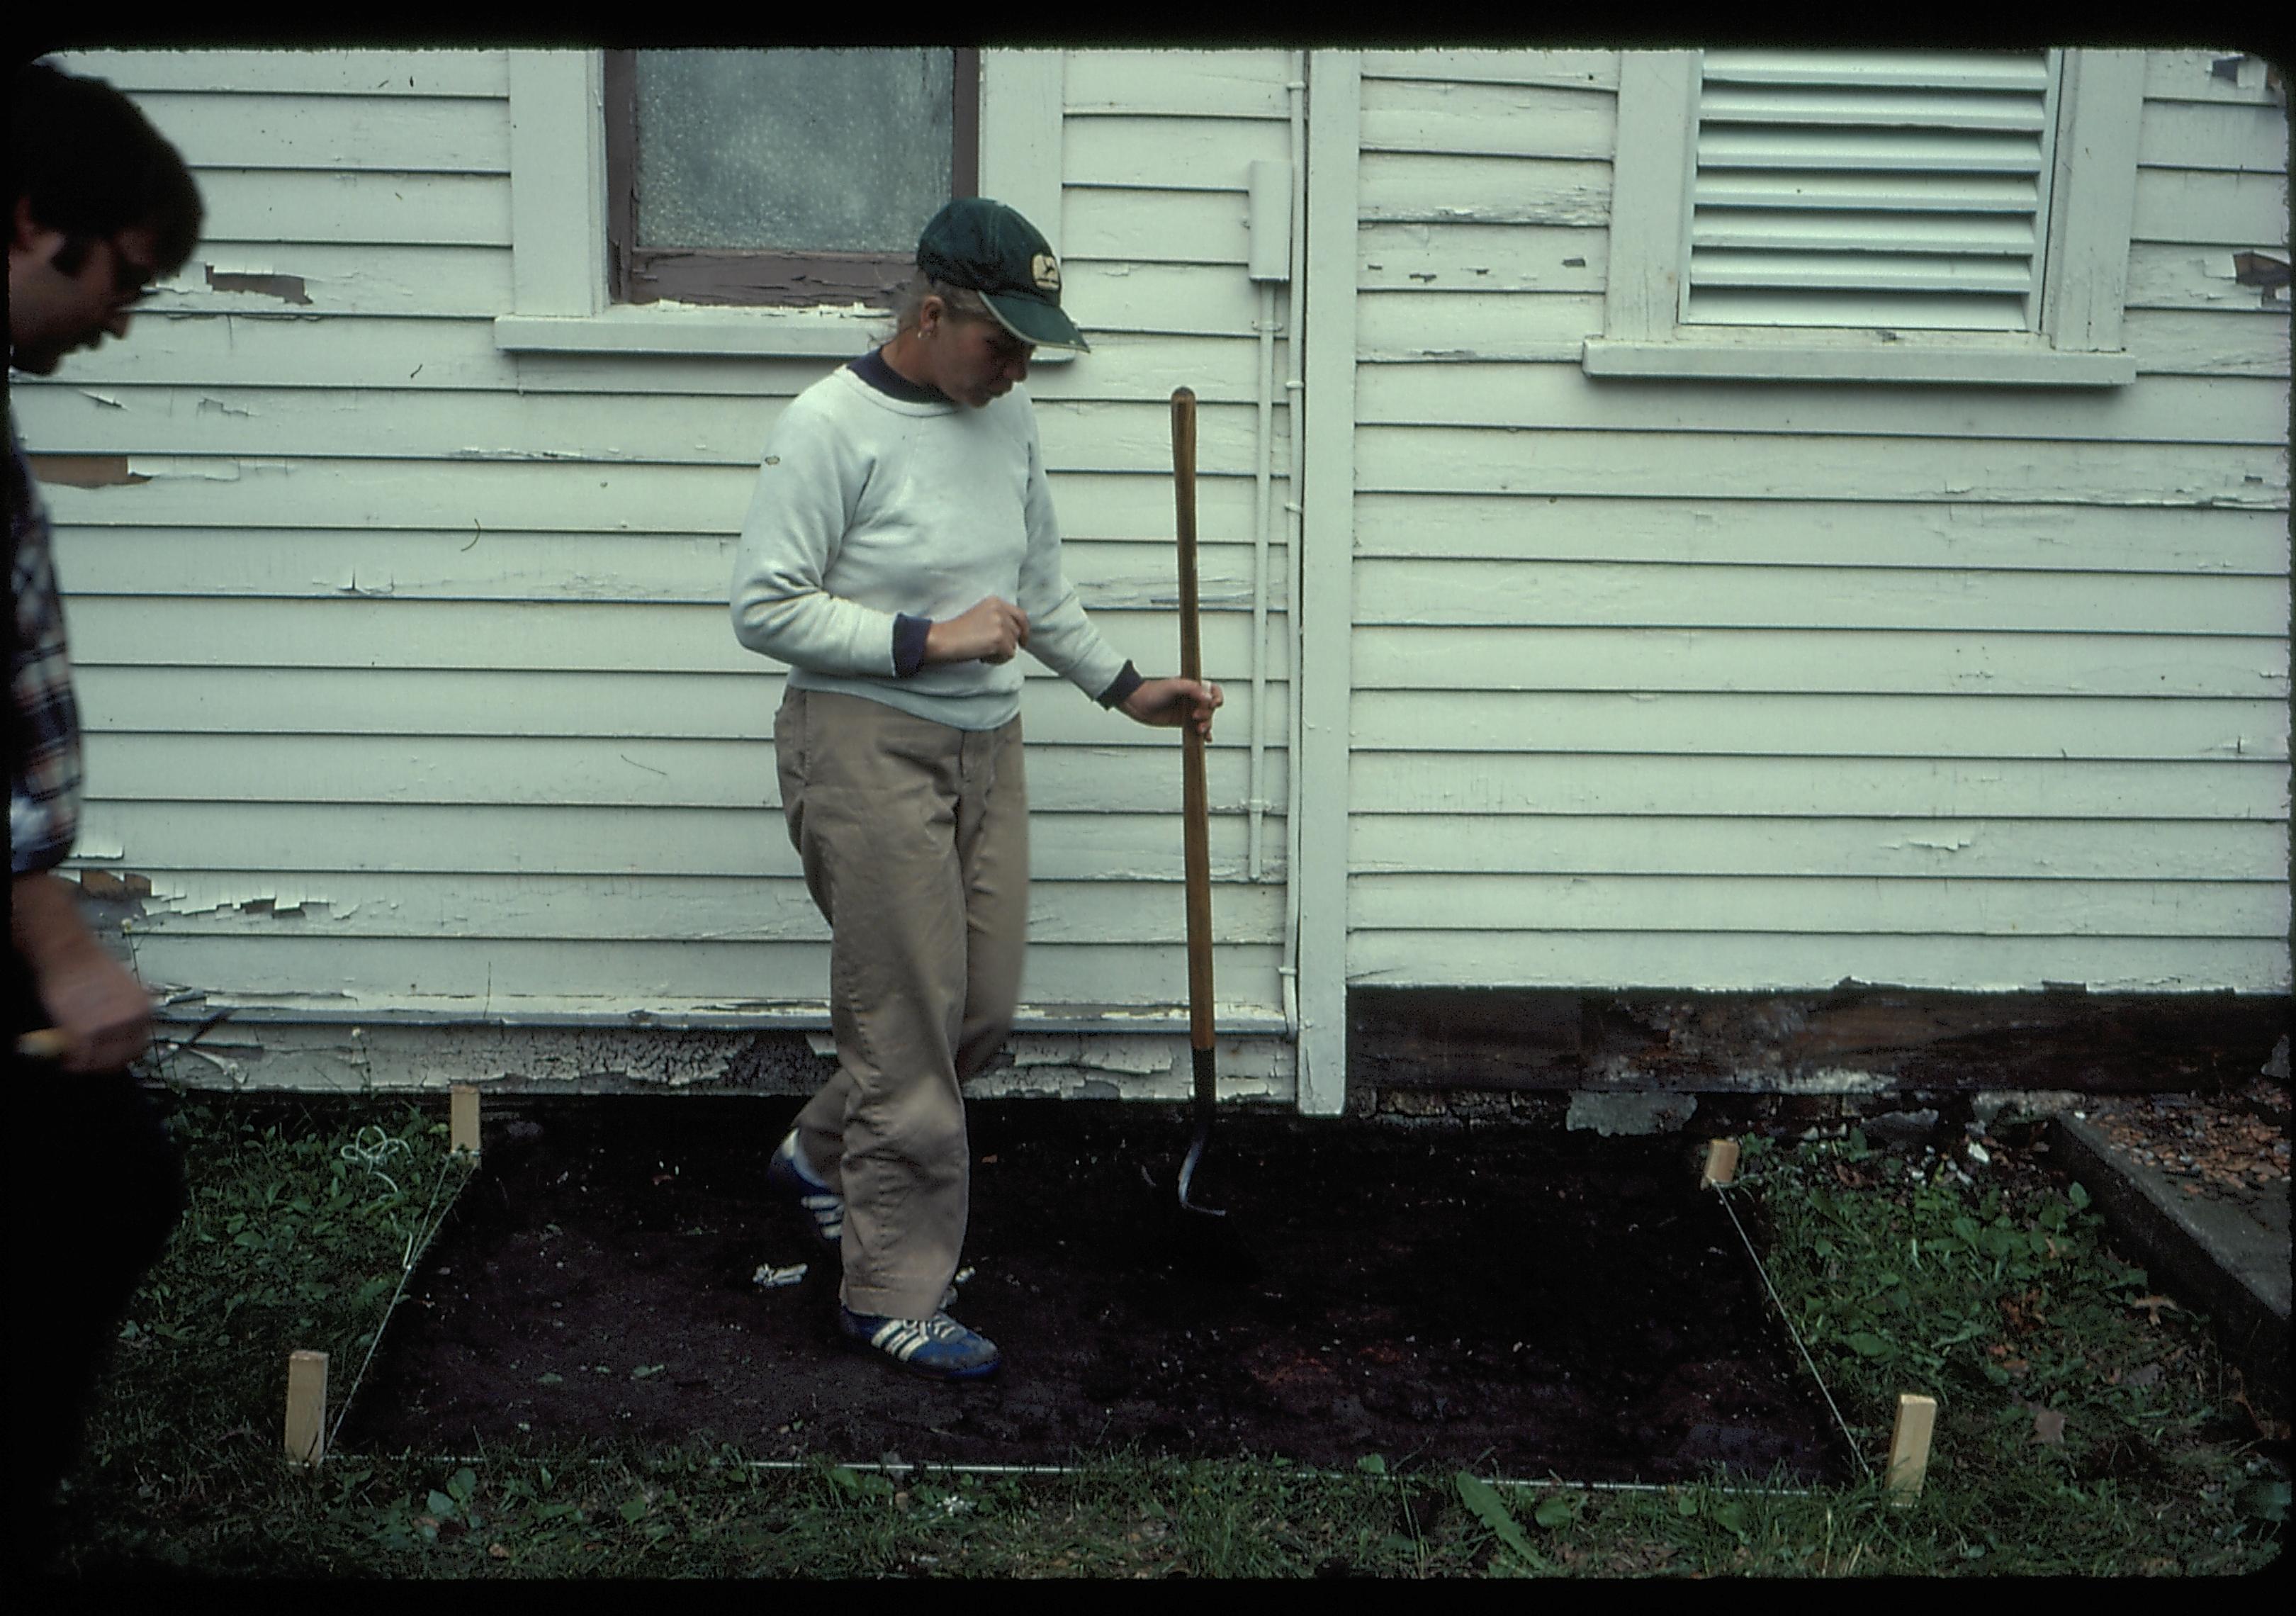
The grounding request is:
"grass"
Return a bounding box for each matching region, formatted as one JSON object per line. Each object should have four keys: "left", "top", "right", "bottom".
{"left": 40, "top": 1091, "right": 2288, "bottom": 1578}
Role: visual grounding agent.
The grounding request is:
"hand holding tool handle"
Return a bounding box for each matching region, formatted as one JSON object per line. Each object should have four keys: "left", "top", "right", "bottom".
{"left": 16, "top": 1028, "right": 72, "bottom": 1062}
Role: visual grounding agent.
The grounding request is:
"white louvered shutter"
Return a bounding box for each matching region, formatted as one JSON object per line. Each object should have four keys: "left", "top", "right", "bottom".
{"left": 1684, "top": 50, "right": 2061, "bottom": 331}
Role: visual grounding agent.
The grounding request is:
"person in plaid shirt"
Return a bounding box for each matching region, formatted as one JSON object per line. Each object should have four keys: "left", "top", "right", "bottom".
{"left": 10, "top": 58, "right": 202, "bottom": 1575}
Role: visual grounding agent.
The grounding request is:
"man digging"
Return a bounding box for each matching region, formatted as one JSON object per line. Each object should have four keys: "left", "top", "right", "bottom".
{"left": 731, "top": 198, "right": 1221, "bottom": 1380}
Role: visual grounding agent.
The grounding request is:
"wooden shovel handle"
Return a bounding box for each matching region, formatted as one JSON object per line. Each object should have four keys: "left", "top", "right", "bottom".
{"left": 1171, "top": 388, "right": 1215, "bottom": 1055}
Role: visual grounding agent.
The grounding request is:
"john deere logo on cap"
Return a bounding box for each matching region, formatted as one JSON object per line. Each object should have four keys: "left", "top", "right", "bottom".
{"left": 1032, "top": 253, "right": 1061, "bottom": 294}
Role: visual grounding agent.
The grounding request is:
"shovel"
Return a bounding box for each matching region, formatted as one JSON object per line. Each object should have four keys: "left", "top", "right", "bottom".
{"left": 1169, "top": 386, "right": 1224, "bottom": 1220}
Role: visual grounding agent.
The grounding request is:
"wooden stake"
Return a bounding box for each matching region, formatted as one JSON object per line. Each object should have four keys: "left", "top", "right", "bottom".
{"left": 1887, "top": 1393, "right": 1937, "bottom": 1501}
{"left": 1701, "top": 1138, "right": 1740, "bottom": 1187}
{"left": 284, "top": 1349, "right": 328, "bottom": 1467}
{"left": 451, "top": 1084, "right": 480, "bottom": 1157}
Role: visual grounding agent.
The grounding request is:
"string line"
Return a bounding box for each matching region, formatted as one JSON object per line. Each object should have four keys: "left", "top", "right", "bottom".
{"left": 1711, "top": 1178, "right": 1876, "bottom": 1484}
{"left": 330, "top": 1140, "right": 477, "bottom": 1451}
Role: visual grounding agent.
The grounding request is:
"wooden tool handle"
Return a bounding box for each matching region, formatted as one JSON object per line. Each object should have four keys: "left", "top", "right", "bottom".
{"left": 1172, "top": 388, "right": 1215, "bottom": 1055}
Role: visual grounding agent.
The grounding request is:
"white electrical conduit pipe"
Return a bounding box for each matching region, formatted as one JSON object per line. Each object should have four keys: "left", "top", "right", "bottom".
{"left": 1251, "top": 287, "right": 1273, "bottom": 884}
{"left": 1246, "top": 157, "right": 1291, "bottom": 887}
{"left": 1280, "top": 55, "right": 1308, "bottom": 1043}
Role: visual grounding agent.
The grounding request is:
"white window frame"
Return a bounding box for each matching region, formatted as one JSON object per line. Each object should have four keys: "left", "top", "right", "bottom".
{"left": 492, "top": 49, "right": 1071, "bottom": 362}
{"left": 1582, "top": 49, "right": 2146, "bottom": 386}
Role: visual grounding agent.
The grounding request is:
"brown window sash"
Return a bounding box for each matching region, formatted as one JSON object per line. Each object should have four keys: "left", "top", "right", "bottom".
{"left": 605, "top": 49, "right": 979, "bottom": 309}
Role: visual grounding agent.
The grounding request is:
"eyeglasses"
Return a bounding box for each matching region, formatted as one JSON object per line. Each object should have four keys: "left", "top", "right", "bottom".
{"left": 96, "top": 234, "right": 159, "bottom": 301}
{"left": 111, "top": 249, "right": 159, "bottom": 300}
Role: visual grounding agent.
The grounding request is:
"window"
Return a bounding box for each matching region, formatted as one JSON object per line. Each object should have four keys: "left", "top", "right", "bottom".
{"left": 604, "top": 48, "right": 979, "bottom": 309}
{"left": 495, "top": 50, "right": 1064, "bottom": 359}
{"left": 1584, "top": 49, "right": 2146, "bottom": 385}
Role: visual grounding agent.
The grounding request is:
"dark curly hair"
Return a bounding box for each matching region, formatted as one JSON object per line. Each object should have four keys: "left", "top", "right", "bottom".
{"left": 11, "top": 59, "right": 203, "bottom": 276}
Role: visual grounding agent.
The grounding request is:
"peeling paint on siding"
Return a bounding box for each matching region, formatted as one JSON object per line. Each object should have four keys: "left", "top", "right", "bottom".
{"left": 2232, "top": 252, "right": 2290, "bottom": 288}
{"left": 2232, "top": 251, "right": 2290, "bottom": 305}
{"left": 205, "top": 265, "right": 313, "bottom": 305}
{"left": 26, "top": 455, "right": 147, "bottom": 488}
{"left": 76, "top": 870, "right": 152, "bottom": 901}
{"left": 134, "top": 1021, "right": 1296, "bottom": 1103}
{"left": 123, "top": 458, "right": 291, "bottom": 483}
{"left": 2209, "top": 54, "right": 2268, "bottom": 88}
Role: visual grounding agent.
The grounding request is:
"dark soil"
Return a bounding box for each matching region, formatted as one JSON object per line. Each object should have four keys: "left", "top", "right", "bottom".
{"left": 339, "top": 1098, "right": 1849, "bottom": 1484}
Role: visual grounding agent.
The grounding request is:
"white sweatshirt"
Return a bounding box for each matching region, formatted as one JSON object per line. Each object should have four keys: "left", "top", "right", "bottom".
{"left": 729, "top": 364, "right": 1130, "bottom": 732}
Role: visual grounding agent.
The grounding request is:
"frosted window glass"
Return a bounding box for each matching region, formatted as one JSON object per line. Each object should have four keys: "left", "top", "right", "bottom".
{"left": 634, "top": 49, "right": 954, "bottom": 253}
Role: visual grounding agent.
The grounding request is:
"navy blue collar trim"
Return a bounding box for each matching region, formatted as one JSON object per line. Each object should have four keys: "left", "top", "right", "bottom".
{"left": 849, "top": 346, "right": 952, "bottom": 406}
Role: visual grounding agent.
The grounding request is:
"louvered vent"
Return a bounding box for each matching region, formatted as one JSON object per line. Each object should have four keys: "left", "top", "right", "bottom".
{"left": 1684, "top": 50, "right": 2061, "bottom": 331}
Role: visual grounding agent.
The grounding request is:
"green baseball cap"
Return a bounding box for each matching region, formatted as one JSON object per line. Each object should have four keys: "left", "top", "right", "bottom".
{"left": 916, "top": 196, "right": 1089, "bottom": 352}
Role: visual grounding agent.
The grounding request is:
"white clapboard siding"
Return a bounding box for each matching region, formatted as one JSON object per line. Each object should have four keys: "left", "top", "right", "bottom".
{"left": 148, "top": 245, "right": 517, "bottom": 318}
{"left": 2125, "top": 243, "right": 2292, "bottom": 310}
{"left": 1353, "top": 495, "right": 2290, "bottom": 575}
{"left": 124, "top": 91, "right": 514, "bottom": 173}
{"left": 1361, "top": 50, "right": 1620, "bottom": 92}
{"left": 2138, "top": 99, "right": 2290, "bottom": 172}
{"left": 55, "top": 529, "right": 1280, "bottom": 609}
{"left": 30, "top": 385, "right": 1278, "bottom": 478}
{"left": 113, "top": 936, "right": 1286, "bottom": 1014}
{"left": 2132, "top": 168, "right": 2291, "bottom": 245}
{"left": 1352, "top": 691, "right": 2287, "bottom": 761}
{"left": 81, "top": 801, "right": 1278, "bottom": 882}
{"left": 188, "top": 170, "right": 514, "bottom": 246}
{"left": 1061, "top": 258, "right": 1266, "bottom": 336}
{"left": 20, "top": 47, "right": 1302, "bottom": 1037}
{"left": 1062, "top": 190, "right": 1256, "bottom": 266}
{"left": 60, "top": 600, "right": 1284, "bottom": 685}
{"left": 81, "top": 731, "right": 1285, "bottom": 817}
{"left": 1346, "top": 933, "right": 2285, "bottom": 995}
{"left": 1344, "top": 50, "right": 2291, "bottom": 996}
{"left": 114, "top": 873, "right": 1286, "bottom": 946}
{"left": 71, "top": 674, "right": 1287, "bottom": 759}
{"left": 1351, "top": 752, "right": 2290, "bottom": 821}
{"left": 1352, "top": 559, "right": 2281, "bottom": 635}
{"left": 1358, "top": 364, "right": 2287, "bottom": 444}
{"left": 2142, "top": 51, "right": 2283, "bottom": 106}
{"left": 49, "top": 49, "right": 511, "bottom": 96}
{"left": 1359, "top": 222, "right": 1609, "bottom": 294}
{"left": 1354, "top": 627, "right": 2286, "bottom": 700}
{"left": 1361, "top": 79, "right": 1618, "bottom": 162}
{"left": 1354, "top": 425, "right": 2284, "bottom": 506}
{"left": 55, "top": 318, "right": 1283, "bottom": 405}
{"left": 2124, "top": 309, "right": 2289, "bottom": 377}
{"left": 1348, "top": 814, "right": 2285, "bottom": 882}
{"left": 1064, "top": 50, "right": 1296, "bottom": 117}
{"left": 1350, "top": 875, "right": 2288, "bottom": 939}
{"left": 1065, "top": 116, "right": 1293, "bottom": 189}
{"left": 1358, "top": 153, "right": 1610, "bottom": 227}
{"left": 40, "top": 464, "right": 1270, "bottom": 544}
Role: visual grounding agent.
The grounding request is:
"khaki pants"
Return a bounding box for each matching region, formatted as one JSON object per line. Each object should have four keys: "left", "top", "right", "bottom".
{"left": 773, "top": 688, "right": 1028, "bottom": 1319}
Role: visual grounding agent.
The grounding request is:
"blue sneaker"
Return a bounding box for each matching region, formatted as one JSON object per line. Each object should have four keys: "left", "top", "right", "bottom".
{"left": 839, "top": 1306, "right": 1001, "bottom": 1381}
{"left": 765, "top": 1130, "right": 843, "bottom": 1252}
